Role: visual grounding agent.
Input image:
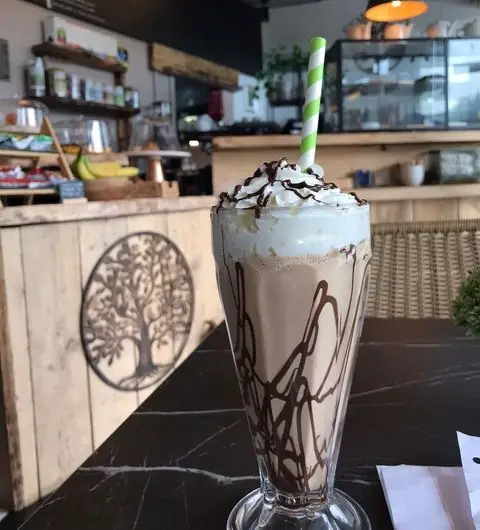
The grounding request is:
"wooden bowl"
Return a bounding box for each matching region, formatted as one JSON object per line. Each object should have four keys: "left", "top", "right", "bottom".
{"left": 83, "top": 178, "right": 135, "bottom": 201}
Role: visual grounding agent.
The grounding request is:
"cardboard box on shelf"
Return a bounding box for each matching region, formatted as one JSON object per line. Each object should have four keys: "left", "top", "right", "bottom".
{"left": 42, "top": 16, "right": 118, "bottom": 59}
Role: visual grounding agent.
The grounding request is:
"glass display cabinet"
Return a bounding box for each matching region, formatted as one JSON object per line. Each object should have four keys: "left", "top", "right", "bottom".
{"left": 324, "top": 38, "right": 480, "bottom": 132}
{"left": 447, "top": 39, "right": 480, "bottom": 129}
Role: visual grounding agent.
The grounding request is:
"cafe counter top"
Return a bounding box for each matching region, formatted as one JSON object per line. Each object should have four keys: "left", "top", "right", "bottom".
{"left": 2, "top": 319, "right": 480, "bottom": 530}
{"left": 0, "top": 196, "right": 222, "bottom": 512}
{"left": 0, "top": 195, "right": 216, "bottom": 227}
{"left": 212, "top": 131, "right": 480, "bottom": 223}
{"left": 212, "top": 131, "right": 480, "bottom": 192}
{"left": 213, "top": 130, "right": 480, "bottom": 151}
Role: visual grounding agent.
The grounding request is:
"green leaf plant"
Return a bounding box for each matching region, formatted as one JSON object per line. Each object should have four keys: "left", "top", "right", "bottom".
{"left": 452, "top": 266, "right": 480, "bottom": 336}
{"left": 253, "top": 45, "right": 309, "bottom": 101}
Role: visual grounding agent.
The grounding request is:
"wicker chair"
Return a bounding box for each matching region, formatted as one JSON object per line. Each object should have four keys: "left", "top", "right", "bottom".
{"left": 367, "top": 219, "right": 480, "bottom": 319}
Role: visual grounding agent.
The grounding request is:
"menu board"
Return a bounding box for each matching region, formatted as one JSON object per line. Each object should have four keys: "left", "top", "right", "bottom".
{"left": 23, "top": 0, "right": 262, "bottom": 75}
{"left": 26, "top": 0, "right": 109, "bottom": 25}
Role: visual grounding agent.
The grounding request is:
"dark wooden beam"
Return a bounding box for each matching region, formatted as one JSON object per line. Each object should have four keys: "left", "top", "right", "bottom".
{"left": 149, "top": 43, "right": 239, "bottom": 91}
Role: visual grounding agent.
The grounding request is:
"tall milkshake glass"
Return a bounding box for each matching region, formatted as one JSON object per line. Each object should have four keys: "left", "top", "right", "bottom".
{"left": 211, "top": 160, "right": 372, "bottom": 529}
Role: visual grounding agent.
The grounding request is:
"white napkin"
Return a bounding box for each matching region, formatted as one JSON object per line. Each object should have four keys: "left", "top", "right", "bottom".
{"left": 378, "top": 431, "right": 480, "bottom": 530}
{"left": 377, "top": 465, "right": 474, "bottom": 530}
{"left": 458, "top": 432, "right": 480, "bottom": 529}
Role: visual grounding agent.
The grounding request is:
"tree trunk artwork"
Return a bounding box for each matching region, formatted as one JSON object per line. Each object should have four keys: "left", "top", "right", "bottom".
{"left": 81, "top": 231, "right": 194, "bottom": 391}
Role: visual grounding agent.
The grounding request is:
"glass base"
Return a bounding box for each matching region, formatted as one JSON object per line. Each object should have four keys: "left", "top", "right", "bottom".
{"left": 227, "top": 488, "right": 371, "bottom": 530}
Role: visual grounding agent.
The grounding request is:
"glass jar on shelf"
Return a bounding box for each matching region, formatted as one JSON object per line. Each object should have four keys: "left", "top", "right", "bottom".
{"left": 0, "top": 97, "right": 47, "bottom": 135}
{"left": 53, "top": 116, "right": 117, "bottom": 154}
{"left": 129, "top": 105, "right": 180, "bottom": 152}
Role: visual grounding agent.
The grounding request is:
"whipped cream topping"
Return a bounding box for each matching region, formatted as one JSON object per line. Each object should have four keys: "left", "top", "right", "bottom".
{"left": 217, "top": 158, "right": 365, "bottom": 215}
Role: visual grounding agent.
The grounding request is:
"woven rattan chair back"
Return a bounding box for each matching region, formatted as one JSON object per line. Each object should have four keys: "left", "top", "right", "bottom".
{"left": 367, "top": 219, "right": 480, "bottom": 319}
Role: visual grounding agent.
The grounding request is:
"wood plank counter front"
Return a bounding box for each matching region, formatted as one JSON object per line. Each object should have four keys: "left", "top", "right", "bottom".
{"left": 0, "top": 197, "right": 222, "bottom": 511}
{"left": 212, "top": 131, "right": 480, "bottom": 194}
{"left": 360, "top": 183, "right": 480, "bottom": 223}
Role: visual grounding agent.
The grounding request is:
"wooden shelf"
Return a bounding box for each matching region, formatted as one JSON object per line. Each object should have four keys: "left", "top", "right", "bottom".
{"left": 30, "top": 96, "right": 140, "bottom": 119}
{"left": 0, "top": 149, "right": 56, "bottom": 158}
{"left": 0, "top": 188, "right": 56, "bottom": 196}
{"left": 32, "top": 42, "right": 127, "bottom": 74}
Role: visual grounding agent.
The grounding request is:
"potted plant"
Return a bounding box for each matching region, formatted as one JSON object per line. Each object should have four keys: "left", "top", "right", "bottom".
{"left": 344, "top": 16, "right": 372, "bottom": 40}
{"left": 384, "top": 19, "right": 414, "bottom": 39}
{"left": 452, "top": 267, "right": 480, "bottom": 335}
{"left": 254, "top": 45, "right": 309, "bottom": 103}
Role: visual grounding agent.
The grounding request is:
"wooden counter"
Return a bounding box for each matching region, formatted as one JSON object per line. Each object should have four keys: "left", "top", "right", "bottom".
{"left": 0, "top": 197, "right": 221, "bottom": 511}
{"left": 355, "top": 183, "right": 480, "bottom": 223}
{"left": 212, "top": 131, "right": 480, "bottom": 195}
{"left": 214, "top": 130, "right": 480, "bottom": 150}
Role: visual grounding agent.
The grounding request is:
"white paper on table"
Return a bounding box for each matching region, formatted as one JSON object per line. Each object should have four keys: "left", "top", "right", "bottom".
{"left": 377, "top": 465, "right": 475, "bottom": 530}
{"left": 458, "top": 432, "right": 480, "bottom": 529}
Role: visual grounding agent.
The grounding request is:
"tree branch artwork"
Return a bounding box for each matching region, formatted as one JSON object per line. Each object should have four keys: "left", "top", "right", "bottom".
{"left": 81, "top": 232, "right": 194, "bottom": 391}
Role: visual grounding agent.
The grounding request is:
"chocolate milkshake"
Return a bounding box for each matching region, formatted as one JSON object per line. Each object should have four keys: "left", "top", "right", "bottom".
{"left": 212, "top": 158, "right": 371, "bottom": 529}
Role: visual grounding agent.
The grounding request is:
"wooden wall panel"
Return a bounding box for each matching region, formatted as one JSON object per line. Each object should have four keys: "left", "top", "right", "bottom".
{"left": 371, "top": 201, "right": 413, "bottom": 224}
{"left": 0, "top": 206, "right": 224, "bottom": 509}
{"left": 413, "top": 199, "right": 459, "bottom": 222}
{"left": 150, "top": 43, "right": 239, "bottom": 90}
{"left": 79, "top": 218, "right": 137, "bottom": 449}
{"left": 126, "top": 214, "right": 170, "bottom": 405}
{"left": 167, "top": 210, "right": 223, "bottom": 360}
{"left": 458, "top": 198, "right": 480, "bottom": 220}
{"left": 20, "top": 224, "right": 92, "bottom": 496}
{"left": 0, "top": 229, "right": 39, "bottom": 507}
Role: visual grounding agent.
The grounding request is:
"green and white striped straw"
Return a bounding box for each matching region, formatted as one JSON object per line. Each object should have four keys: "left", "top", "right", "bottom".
{"left": 299, "top": 37, "right": 326, "bottom": 171}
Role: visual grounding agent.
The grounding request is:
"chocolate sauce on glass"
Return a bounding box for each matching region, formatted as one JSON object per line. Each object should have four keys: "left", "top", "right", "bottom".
{"left": 229, "top": 248, "right": 370, "bottom": 494}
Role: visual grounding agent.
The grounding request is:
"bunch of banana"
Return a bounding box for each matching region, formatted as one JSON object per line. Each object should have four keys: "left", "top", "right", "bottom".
{"left": 71, "top": 151, "right": 139, "bottom": 181}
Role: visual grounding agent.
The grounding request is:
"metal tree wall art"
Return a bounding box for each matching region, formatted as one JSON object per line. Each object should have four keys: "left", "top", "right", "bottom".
{"left": 81, "top": 231, "right": 194, "bottom": 391}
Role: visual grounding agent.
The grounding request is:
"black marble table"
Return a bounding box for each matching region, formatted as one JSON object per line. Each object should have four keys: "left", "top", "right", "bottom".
{"left": 2, "top": 319, "right": 480, "bottom": 530}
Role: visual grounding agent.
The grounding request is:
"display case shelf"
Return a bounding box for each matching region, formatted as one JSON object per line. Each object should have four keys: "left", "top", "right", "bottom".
{"left": 325, "top": 37, "right": 480, "bottom": 133}
{"left": 325, "top": 38, "right": 451, "bottom": 132}
{"left": 269, "top": 98, "right": 304, "bottom": 107}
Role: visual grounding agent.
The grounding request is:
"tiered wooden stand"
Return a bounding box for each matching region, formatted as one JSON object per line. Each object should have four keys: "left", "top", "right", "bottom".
{"left": 0, "top": 117, "right": 74, "bottom": 207}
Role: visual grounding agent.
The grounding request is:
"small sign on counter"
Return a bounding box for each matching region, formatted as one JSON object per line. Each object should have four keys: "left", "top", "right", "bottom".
{"left": 57, "top": 180, "right": 86, "bottom": 203}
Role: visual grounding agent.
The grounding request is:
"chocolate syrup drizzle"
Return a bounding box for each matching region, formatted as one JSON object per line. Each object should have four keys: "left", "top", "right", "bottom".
{"left": 224, "top": 236, "right": 371, "bottom": 495}
{"left": 217, "top": 159, "right": 367, "bottom": 218}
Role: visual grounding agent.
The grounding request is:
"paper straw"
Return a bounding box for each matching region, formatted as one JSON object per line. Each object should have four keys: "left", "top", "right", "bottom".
{"left": 299, "top": 37, "right": 326, "bottom": 171}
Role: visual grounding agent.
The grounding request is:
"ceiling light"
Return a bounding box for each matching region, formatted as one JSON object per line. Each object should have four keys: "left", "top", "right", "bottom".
{"left": 365, "top": 0, "right": 428, "bottom": 22}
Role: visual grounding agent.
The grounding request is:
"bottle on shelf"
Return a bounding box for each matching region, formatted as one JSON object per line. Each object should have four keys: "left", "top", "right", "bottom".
{"left": 25, "top": 57, "right": 46, "bottom": 98}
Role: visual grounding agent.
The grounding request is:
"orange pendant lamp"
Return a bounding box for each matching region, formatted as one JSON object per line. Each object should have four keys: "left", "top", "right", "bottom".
{"left": 365, "top": 0, "right": 428, "bottom": 22}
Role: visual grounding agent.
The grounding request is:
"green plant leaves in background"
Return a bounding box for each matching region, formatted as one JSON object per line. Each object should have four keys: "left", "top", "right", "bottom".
{"left": 452, "top": 266, "right": 480, "bottom": 336}
{"left": 254, "top": 45, "right": 309, "bottom": 100}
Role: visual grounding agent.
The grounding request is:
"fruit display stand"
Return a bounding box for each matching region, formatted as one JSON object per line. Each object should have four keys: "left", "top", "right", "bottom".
{"left": 0, "top": 116, "right": 74, "bottom": 206}
{"left": 70, "top": 149, "right": 192, "bottom": 201}
{"left": 124, "top": 150, "right": 192, "bottom": 199}
{"left": 71, "top": 150, "right": 139, "bottom": 201}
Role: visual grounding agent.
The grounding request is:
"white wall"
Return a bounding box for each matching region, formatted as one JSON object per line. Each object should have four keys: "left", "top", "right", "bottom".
{"left": 262, "top": 0, "right": 480, "bottom": 53}
{"left": 222, "top": 73, "right": 268, "bottom": 124}
{"left": 0, "top": 0, "right": 174, "bottom": 112}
